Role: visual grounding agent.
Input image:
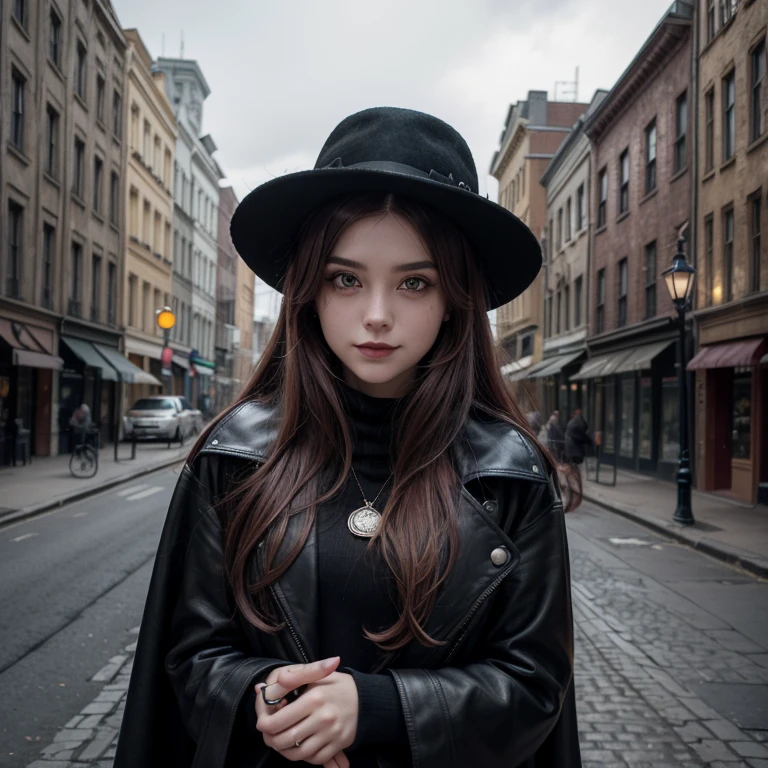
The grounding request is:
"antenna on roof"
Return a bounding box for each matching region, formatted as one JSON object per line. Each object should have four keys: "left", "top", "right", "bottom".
{"left": 180, "top": 31, "right": 184, "bottom": 59}
{"left": 554, "top": 67, "right": 579, "bottom": 102}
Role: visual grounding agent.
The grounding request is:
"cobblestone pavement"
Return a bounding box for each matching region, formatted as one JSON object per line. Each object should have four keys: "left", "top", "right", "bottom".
{"left": 23, "top": 524, "right": 768, "bottom": 767}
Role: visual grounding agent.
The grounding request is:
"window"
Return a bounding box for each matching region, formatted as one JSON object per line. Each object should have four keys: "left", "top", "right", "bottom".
{"left": 639, "top": 377, "right": 653, "bottom": 460}
{"left": 75, "top": 42, "right": 87, "bottom": 100}
{"left": 110, "top": 171, "right": 119, "bottom": 225}
{"left": 91, "top": 254, "right": 102, "bottom": 322}
{"left": 13, "top": 0, "right": 26, "bottom": 27}
{"left": 596, "top": 268, "right": 605, "bottom": 334}
{"left": 732, "top": 370, "right": 752, "bottom": 460}
{"left": 96, "top": 74, "right": 105, "bottom": 123}
{"left": 750, "top": 193, "right": 762, "bottom": 293}
{"left": 107, "top": 262, "right": 116, "bottom": 326}
{"left": 154, "top": 136, "right": 161, "bottom": 174}
{"left": 566, "top": 198, "right": 572, "bottom": 241}
{"left": 93, "top": 157, "right": 103, "bottom": 213}
{"left": 544, "top": 296, "right": 552, "bottom": 338}
{"left": 661, "top": 378, "right": 680, "bottom": 460}
{"left": 143, "top": 200, "right": 150, "bottom": 244}
{"left": 520, "top": 334, "right": 533, "bottom": 357}
{"left": 705, "top": 88, "right": 715, "bottom": 172}
{"left": 723, "top": 71, "right": 735, "bottom": 161}
{"left": 720, "top": 0, "right": 736, "bottom": 26}
{"left": 577, "top": 184, "right": 585, "bottom": 231}
{"left": 113, "top": 91, "right": 122, "bottom": 138}
{"left": 675, "top": 92, "right": 687, "bottom": 172}
{"left": 74, "top": 138, "right": 85, "bottom": 198}
{"left": 557, "top": 208, "right": 563, "bottom": 250}
{"left": 128, "top": 274, "right": 137, "bottom": 327}
{"left": 547, "top": 219, "right": 554, "bottom": 260}
{"left": 618, "top": 258, "right": 628, "bottom": 327}
{"left": 556, "top": 287, "right": 562, "bottom": 335}
{"left": 619, "top": 375, "right": 635, "bottom": 458}
{"left": 42, "top": 223, "right": 55, "bottom": 308}
{"left": 704, "top": 214, "right": 714, "bottom": 305}
{"left": 70, "top": 242, "right": 82, "bottom": 316}
{"left": 574, "top": 275, "right": 583, "bottom": 327}
{"left": 164, "top": 148, "right": 171, "bottom": 187}
{"left": 142, "top": 281, "right": 150, "bottom": 331}
{"left": 11, "top": 70, "right": 25, "bottom": 150}
{"left": 7, "top": 202, "right": 23, "bottom": 298}
{"left": 154, "top": 211, "right": 162, "bottom": 254}
{"left": 49, "top": 10, "right": 62, "bottom": 66}
{"left": 723, "top": 206, "right": 734, "bottom": 302}
{"left": 707, "top": 0, "right": 716, "bottom": 42}
{"left": 598, "top": 169, "right": 607, "bottom": 228}
{"left": 143, "top": 120, "right": 151, "bottom": 163}
{"left": 45, "top": 105, "right": 59, "bottom": 178}
{"left": 645, "top": 241, "right": 657, "bottom": 319}
{"left": 130, "top": 104, "right": 139, "bottom": 150}
{"left": 645, "top": 120, "right": 657, "bottom": 193}
{"left": 564, "top": 283, "right": 570, "bottom": 331}
{"left": 619, "top": 150, "right": 629, "bottom": 214}
{"left": 751, "top": 39, "right": 766, "bottom": 143}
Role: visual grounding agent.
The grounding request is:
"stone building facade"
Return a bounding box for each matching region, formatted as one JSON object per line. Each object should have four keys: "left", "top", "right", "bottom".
{"left": 0, "top": 0, "right": 145, "bottom": 459}
{"left": 689, "top": 0, "right": 767, "bottom": 503}
{"left": 582, "top": 2, "right": 694, "bottom": 480}
{"left": 122, "top": 29, "right": 175, "bottom": 402}
{"left": 490, "top": 92, "right": 589, "bottom": 378}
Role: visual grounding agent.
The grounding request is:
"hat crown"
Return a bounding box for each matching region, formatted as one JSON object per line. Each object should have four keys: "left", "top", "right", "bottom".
{"left": 314, "top": 107, "right": 479, "bottom": 194}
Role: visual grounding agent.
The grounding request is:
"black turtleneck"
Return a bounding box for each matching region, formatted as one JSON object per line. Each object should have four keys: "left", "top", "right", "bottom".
{"left": 317, "top": 381, "right": 408, "bottom": 761}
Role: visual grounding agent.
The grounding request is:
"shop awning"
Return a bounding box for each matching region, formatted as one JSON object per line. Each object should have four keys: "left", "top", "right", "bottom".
{"left": 687, "top": 338, "right": 766, "bottom": 370}
{"left": 500, "top": 355, "right": 532, "bottom": 378}
{"left": 125, "top": 338, "right": 164, "bottom": 360}
{"left": 172, "top": 354, "right": 189, "bottom": 370}
{"left": 94, "top": 344, "right": 162, "bottom": 385}
{"left": 528, "top": 351, "right": 585, "bottom": 379}
{"left": 613, "top": 340, "right": 675, "bottom": 374}
{"left": 570, "top": 349, "right": 631, "bottom": 381}
{"left": 61, "top": 336, "right": 112, "bottom": 372}
{"left": 0, "top": 319, "right": 63, "bottom": 370}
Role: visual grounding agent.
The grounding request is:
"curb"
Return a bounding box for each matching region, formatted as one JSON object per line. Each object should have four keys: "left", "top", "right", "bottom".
{"left": 583, "top": 492, "right": 768, "bottom": 580}
{"left": 0, "top": 453, "right": 188, "bottom": 528}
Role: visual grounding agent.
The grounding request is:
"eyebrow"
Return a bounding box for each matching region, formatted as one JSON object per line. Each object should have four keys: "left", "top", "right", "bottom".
{"left": 326, "top": 256, "right": 438, "bottom": 273}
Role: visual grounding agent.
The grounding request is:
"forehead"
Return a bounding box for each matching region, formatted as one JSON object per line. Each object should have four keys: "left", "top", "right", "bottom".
{"left": 329, "top": 213, "right": 432, "bottom": 265}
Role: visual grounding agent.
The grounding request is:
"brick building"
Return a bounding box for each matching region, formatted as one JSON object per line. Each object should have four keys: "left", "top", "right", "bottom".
{"left": 490, "top": 92, "right": 589, "bottom": 380}
{"left": 579, "top": 2, "right": 695, "bottom": 479}
{"left": 688, "top": 0, "right": 767, "bottom": 504}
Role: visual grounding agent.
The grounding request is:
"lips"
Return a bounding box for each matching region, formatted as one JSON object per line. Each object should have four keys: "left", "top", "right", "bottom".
{"left": 355, "top": 343, "right": 398, "bottom": 359}
{"left": 356, "top": 343, "right": 397, "bottom": 350}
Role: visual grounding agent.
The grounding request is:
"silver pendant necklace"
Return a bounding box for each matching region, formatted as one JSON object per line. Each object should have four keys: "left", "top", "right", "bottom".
{"left": 347, "top": 466, "right": 392, "bottom": 538}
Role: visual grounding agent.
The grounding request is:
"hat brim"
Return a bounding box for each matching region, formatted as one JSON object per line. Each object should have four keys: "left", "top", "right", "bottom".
{"left": 230, "top": 167, "right": 542, "bottom": 310}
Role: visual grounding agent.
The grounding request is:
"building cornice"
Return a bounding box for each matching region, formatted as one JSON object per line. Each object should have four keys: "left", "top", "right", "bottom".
{"left": 491, "top": 119, "right": 528, "bottom": 179}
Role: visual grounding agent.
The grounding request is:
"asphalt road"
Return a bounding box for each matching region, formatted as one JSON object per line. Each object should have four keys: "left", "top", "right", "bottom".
{"left": 0, "top": 475, "right": 766, "bottom": 767}
{"left": 0, "top": 468, "right": 181, "bottom": 767}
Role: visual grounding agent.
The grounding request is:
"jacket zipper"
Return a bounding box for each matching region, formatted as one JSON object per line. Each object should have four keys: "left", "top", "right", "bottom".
{"left": 444, "top": 566, "right": 512, "bottom": 663}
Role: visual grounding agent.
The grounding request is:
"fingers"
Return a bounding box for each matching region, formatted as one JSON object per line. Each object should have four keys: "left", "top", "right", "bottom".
{"left": 275, "top": 732, "right": 340, "bottom": 766}
{"left": 276, "top": 656, "right": 339, "bottom": 691}
{"left": 257, "top": 685, "right": 321, "bottom": 735}
{"left": 329, "top": 751, "right": 349, "bottom": 768}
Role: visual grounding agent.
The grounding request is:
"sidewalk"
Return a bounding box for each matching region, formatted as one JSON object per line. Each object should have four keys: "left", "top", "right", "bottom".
{"left": 0, "top": 441, "right": 190, "bottom": 526}
{"left": 582, "top": 468, "right": 768, "bottom": 578}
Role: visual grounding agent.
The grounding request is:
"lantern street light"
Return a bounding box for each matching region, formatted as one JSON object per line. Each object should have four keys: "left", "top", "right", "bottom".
{"left": 156, "top": 306, "right": 176, "bottom": 395}
{"left": 662, "top": 236, "right": 697, "bottom": 525}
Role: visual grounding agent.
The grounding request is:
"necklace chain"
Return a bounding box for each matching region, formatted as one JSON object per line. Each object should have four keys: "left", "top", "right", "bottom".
{"left": 350, "top": 466, "right": 392, "bottom": 510}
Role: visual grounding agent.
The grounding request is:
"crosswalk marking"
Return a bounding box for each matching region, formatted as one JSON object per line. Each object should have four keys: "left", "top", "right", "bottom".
{"left": 125, "top": 486, "right": 164, "bottom": 502}
{"left": 11, "top": 532, "right": 38, "bottom": 542}
{"left": 116, "top": 484, "right": 149, "bottom": 497}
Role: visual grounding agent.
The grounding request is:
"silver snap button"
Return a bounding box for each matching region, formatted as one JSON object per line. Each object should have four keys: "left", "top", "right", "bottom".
{"left": 532, "top": 465, "right": 539, "bottom": 473}
{"left": 483, "top": 499, "right": 499, "bottom": 516}
{"left": 490, "top": 547, "right": 509, "bottom": 566}
{"left": 211, "top": 439, "right": 219, "bottom": 445}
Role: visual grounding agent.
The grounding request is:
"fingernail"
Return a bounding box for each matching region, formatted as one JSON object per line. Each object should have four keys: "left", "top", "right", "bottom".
{"left": 323, "top": 656, "right": 339, "bottom": 668}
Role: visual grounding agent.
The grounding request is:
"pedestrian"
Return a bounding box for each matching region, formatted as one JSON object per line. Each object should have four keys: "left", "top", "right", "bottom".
{"left": 546, "top": 409, "right": 565, "bottom": 462}
{"left": 565, "top": 407, "right": 592, "bottom": 466}
{"left": 68, "top": 403, "right": 91, "bottom": 450}
{"left": 526, "top": 408, "right": 542, "bottom": 435}
{"left": 115, "top": 107, "right": 582, "bottom": 768}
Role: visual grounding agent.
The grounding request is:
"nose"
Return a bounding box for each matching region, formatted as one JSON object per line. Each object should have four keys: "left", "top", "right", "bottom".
{"left": 362, "top": 290, "right": 393, "bottom": 332}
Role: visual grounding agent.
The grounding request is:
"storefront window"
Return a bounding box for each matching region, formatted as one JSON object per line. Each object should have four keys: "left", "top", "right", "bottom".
{"left": 593, "top": 380, "right": 603, "bottom": 442}
{"left": 639, "top": 377, "right": 652, "bottom": 460}
{"left": 732, "top": 370, "right": 751, "bottom": 460}
{"left": 620, "top": 375, "right": 635, "bottom": 458}
{"left": 661, "top": 377, "right": 679, "bottom": 461}
{"left": 604, "top": 381, "right": 615, "bottom": 453}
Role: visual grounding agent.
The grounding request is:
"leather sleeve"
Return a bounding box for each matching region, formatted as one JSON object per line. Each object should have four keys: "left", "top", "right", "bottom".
{"left": 163, "top": 462, "right": 289, "bottom": 765}
{"left": 390, "top": 476, "right": 574, "bottom": 767}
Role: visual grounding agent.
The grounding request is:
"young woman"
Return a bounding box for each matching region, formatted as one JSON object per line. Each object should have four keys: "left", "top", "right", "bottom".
{"left": 114, "top": 107, "right": 582, "bottom": 768}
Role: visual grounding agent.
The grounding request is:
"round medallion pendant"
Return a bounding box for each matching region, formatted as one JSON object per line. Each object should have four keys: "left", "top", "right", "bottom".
{"left": 347, "top": 504, "right": 382, "bottom": 538}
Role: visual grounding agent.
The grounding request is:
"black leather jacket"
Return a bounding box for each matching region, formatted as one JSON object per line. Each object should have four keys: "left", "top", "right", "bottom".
{"left": 114, "top": 401, "right": 581, "bottom": 768}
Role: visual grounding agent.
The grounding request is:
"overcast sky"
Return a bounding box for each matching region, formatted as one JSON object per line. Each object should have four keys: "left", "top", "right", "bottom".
{"left": 112, "top": 0, "right": 678, "bottom": 317}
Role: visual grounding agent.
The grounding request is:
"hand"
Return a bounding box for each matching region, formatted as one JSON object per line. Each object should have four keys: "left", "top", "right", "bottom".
{"left": 256, "top": 656, "right": 358, "bottom": 766}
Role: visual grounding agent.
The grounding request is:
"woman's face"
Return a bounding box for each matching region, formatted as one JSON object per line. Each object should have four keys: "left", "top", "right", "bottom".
{"left": 315, "top": 212, "right": 449, "bottom": 398}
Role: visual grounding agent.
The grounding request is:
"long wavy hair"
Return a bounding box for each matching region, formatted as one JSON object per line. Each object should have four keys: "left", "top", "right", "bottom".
{"left": 189, "top": 192, "right": 578, "bottom": 653}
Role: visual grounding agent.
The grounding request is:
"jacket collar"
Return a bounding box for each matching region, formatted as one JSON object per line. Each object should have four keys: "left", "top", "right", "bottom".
{"left": 200, "top": 400, "right": 547, "bottom": 484}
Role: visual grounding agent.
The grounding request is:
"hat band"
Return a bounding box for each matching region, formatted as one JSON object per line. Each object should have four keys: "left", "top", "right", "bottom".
{"left": 323, "top": 158, "right": 476, "bottom": 193}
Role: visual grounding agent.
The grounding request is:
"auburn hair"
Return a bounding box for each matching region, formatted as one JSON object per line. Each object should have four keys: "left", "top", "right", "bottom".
{"left": 189, "top": 192, "right": 579, "bottom": 652}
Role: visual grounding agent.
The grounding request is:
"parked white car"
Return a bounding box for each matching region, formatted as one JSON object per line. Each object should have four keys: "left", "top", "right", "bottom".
{"left": 124, "top": 396, "right": 198, "bottom": 444}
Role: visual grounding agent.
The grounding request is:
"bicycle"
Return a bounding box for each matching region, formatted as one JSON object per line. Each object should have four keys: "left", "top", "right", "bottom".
{"left": 69, "top": 426, "right": 99, "bottom": 479}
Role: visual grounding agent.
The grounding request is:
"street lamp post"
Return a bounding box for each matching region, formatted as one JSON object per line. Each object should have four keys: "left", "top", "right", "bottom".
{"left": 662, "top": 236, "right": 697, "bottom": 526}
{"left": 156, "top": 306, "right": 176, "bottom": 396}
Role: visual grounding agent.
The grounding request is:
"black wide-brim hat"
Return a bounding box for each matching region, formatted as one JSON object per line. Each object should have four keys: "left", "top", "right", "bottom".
{"left": 230, "top": 107, "right": 542, "bottom": 310}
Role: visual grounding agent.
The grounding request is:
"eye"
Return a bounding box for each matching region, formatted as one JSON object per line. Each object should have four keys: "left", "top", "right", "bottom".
{"left": 400, "top": 277, "right": 431, "bottom": 294}
{"left": 326, "top": 272, "right": 361, "bottom": 290}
